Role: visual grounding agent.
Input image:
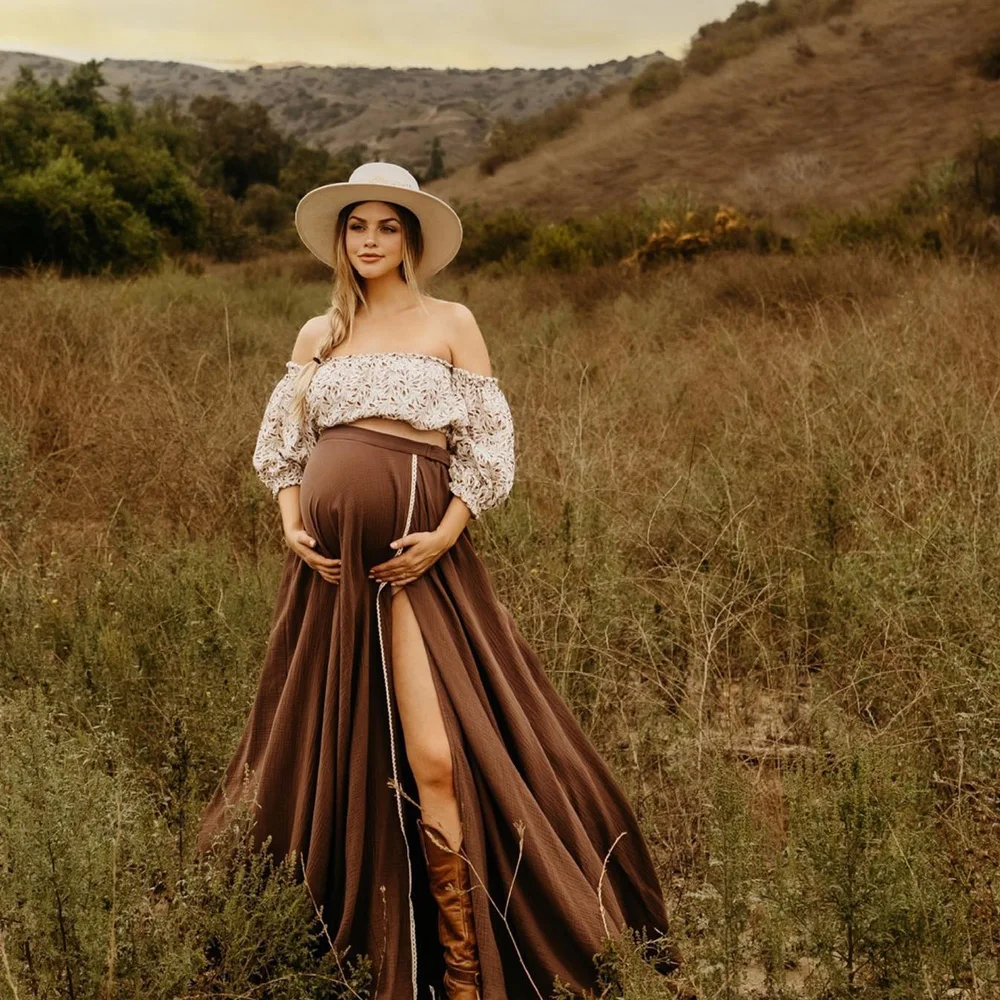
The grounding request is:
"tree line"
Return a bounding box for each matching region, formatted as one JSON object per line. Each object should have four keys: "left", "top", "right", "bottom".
{"left": 0, "top": 60, "right": 444, "bottom": 275}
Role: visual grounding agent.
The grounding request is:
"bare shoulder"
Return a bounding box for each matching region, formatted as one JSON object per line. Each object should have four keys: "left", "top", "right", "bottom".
{"left": 432, "top": 298, "right": 491, "bottom": 378}
{"left": 289, "top": 314, "right": 330, "bottom": 365}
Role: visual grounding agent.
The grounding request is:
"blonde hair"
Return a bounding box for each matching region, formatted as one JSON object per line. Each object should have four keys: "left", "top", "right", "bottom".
{"left": 289, "top": 199, "right": 427, "bottom": 424}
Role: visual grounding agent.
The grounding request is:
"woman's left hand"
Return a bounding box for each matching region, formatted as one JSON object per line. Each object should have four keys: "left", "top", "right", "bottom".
{"left": 368, "top": 529, "right": 454, "bottom": 587}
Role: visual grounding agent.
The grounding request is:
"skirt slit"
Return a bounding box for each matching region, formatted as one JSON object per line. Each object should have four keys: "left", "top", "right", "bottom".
{"left": 196, "top": 423, "right": 675, "bottom": 1000}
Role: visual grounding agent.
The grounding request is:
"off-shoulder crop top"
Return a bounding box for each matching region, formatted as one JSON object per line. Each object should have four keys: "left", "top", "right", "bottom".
{"left": 251, "top": 350, "right": 515, "bottom": 519}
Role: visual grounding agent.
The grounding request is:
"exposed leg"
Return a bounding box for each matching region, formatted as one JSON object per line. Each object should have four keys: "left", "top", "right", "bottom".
{"left": 390, "top": 584, "right": 481, "bottom": 999}
{"left": 390, "top": 584, "right": 462, "bottom": 851}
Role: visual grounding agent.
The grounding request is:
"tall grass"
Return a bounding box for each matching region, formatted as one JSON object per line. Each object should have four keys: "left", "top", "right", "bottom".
{"left": 3, "top": 249, "right": 1000, "bottom": 996}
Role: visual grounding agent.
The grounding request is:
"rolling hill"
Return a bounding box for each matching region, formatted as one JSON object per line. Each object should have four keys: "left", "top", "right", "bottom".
{"left": 0, "top": 49, "right": 668, "bottom": 175}
{"left": 427, "top": 0, "right": 1000, "bottom": 218}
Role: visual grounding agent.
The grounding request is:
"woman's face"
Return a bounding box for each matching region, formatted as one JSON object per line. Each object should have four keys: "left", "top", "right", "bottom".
{"left": 344, "top": 201, "right": 404, "bottom": 277}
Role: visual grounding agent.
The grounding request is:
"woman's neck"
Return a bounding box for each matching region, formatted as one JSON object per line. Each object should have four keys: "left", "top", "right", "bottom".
{"left": 359, "top": 273, "right": 419, "bottom": 318}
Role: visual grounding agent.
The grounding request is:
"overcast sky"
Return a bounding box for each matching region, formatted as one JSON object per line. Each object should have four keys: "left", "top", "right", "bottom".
{"left": 1, "top": 0, "right": 742, "bottom": 70}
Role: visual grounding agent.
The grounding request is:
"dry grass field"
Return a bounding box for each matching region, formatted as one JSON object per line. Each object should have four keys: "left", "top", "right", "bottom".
{"left": 3, "top": 247, "right": 1000, "bottom": 997}
{"left": 430, "top": 0, "right": 1000, "bottom": 220}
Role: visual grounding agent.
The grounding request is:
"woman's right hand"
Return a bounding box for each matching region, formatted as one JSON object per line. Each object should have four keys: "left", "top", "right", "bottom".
{"left": 284, "top": 527, "right": 341, "bottom": 584}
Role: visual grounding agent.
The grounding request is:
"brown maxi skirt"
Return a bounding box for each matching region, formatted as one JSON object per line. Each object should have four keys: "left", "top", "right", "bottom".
{"left": 196, "top": 424, "right": 674, "bottom": 1000}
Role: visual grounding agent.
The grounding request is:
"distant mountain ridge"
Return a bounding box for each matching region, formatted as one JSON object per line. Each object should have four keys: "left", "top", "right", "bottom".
{"left": 0, "top": 50, "right": 671, "bottom": 174}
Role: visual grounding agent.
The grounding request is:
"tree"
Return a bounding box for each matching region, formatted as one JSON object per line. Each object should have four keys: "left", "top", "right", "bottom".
{"left": 50, "top": 61, "right": 116, "bottom": 139}
{"left": 279, "top": 144, "right": 332, "bottom": 200}
{"left": 0, "top": 152, "right": 160, "bottom": 274}
{"left": 241, "top": 183, "right": 291, "bottom": 234}
{"left": 85, "top": 137, "right": 204, "bottom": 247}
{"left": 115, "top": 84, "right": 137, "bottom": 132}
{"left": 188, "top": 96, "right": 286, "bottom": 198}
{"left": 426, "top": 136, "right": 446, "bottom": 181}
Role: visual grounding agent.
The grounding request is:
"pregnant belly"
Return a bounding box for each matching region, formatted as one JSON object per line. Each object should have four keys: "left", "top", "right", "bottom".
{"left": 298, "top": 428, "right": 438, "bottom": 570}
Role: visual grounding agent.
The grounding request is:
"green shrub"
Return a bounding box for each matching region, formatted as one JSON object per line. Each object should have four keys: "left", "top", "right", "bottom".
{"left": 805, "top": 205, "right": 913, "bottom": 253}
{"left": 279, "top": 143, "right": 335, "bottom": 199}
{"left": 781, "top": 744, "right": 962, "bottom": 995}
{"left": 527, "top": 223, "right": 592, "bottom": 272}
{"left": 891, "top": 129, "right": 1000, "bottom": 257}
{"left": 629, "top": 59, "right": 684, "bottom": 108}
{"left": 453, "top": 201, "right": 538, "bottom": 269}
{"left": 965, "top": 126, "right": 1000, "bottom": 213}
{"left": 200, "top": 187, "right": 258, "bottom": 261}
{"left": 0, "top": 689, "right": 373, "bottom": 999}
{"left": 87, "top": 136, "right": 204, "bottom": 247}
{"left": 685, "top": 0, "right": 855, "bottom": 75}
{"left": 0, "top": 689, "right": 165, "bottom": 999}
{"left": 904, "top": 129, "right": 1000, "bottom": 218}
{"left": 685, "top": 40, "right": 734, "bottom": 76}
{"left": 896, "top": 158, "right": 965, "bottom": 216}
{"left": 453, "top": 192, "right": 792, "bottom": 275}
{"left": 184, "top": 804, "right": 374, "bottom": 999}
{"left": 478, "top": 94, "right": 595, "bottom": 175}
{"left": 564, "top": 208, "right": 659, "bottom": 266}
{"left": 0, "top": 152, "right": 162, "bottom": 275}
{"left": 241, "top": 182, "right": 294, "bottom": 235}
{"left": 690, "top": 761, "right": 759, "bottom": 1000}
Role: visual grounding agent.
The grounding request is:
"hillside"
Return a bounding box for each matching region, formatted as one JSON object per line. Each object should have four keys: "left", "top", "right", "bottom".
{"left": 0, "top": 50, "right": 668, "bottom": 175}
{"left": 428, "top": 0, "right": 1000, "bottom": 218}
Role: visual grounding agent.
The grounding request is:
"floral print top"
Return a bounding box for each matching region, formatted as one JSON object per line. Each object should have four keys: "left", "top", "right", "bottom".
{"left": 251, "top": 351, "right": 515, "bottom": 519}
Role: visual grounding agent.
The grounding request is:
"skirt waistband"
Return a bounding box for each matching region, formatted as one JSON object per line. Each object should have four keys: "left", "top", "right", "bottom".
{"left": 317, "top": 423, "right": 451, "bottom": 466}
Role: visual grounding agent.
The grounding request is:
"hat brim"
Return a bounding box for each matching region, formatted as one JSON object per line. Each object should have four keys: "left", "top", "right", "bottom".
{"left": 294, "top": 183, "right": 463, "bottom": 279}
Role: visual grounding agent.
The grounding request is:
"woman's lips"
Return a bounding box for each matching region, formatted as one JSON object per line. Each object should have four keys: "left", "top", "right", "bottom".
{"left": 359, "top": 254, "right": 382, "bottom": 260}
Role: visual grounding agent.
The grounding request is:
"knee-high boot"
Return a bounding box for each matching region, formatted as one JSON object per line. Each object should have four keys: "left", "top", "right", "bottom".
{"left": 417, "top": 818, "right": 482, "bottom": 999}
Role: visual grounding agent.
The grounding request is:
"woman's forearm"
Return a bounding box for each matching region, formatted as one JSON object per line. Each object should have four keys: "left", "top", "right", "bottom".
{"left": 277, "top": 484, "right": 303, "bottom": 538}
{"left": 436, "top": 495, "right": 472, "bottom": 547}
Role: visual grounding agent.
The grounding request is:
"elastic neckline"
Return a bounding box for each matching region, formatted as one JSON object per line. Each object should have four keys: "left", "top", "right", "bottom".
{"left": 286, "top": 350, "right": 498, "bottom": 383}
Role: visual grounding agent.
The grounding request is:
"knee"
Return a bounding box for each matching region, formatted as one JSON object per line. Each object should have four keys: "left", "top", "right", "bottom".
{"left": 411, "top": 744, "right": 454, "bottom": 794}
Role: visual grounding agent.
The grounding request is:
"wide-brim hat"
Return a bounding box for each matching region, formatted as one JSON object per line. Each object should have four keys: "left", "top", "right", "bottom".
{"left": 294, "top": 161, "right": 463, "bottom": 279}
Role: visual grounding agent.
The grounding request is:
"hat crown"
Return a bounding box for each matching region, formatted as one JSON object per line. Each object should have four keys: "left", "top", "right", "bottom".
{"left": 348, "top": 161, "right": 420, "bottom": 191}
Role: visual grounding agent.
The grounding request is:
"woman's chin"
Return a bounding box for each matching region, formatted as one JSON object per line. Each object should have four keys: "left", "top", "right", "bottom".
{"left": 355, "top": 262, "right": 396, "bottom": 278}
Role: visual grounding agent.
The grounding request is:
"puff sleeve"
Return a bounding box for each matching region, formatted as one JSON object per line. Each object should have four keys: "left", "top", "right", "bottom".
{"left": 446, "top": 368, "right": 515, "bottom": 519}
{"left": 251, "top": 362, "right": 319, "bottom": 498}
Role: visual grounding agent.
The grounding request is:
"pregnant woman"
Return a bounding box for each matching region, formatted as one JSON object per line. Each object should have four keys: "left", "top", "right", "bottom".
{"left": 196, "top": 162, "right": 682, "bottom": 1000}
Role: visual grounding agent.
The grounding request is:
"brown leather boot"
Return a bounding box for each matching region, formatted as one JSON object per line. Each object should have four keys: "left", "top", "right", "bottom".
{"left": 418, "top": 818, "right": 481, "bottom": 999}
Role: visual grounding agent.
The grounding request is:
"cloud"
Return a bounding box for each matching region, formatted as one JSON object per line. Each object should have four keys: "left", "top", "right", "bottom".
{"left": 0, "top": 0, "right": 740, "bottom": 69}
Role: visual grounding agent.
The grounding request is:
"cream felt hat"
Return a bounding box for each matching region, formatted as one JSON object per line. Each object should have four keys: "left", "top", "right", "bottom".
{"left": 294, "top": 161, "right": 463, "bottom": 279}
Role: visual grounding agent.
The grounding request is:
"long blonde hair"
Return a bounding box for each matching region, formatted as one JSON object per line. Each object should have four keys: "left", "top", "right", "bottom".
{"left": 290, "top": 199, "right": 427, "bottom": 423}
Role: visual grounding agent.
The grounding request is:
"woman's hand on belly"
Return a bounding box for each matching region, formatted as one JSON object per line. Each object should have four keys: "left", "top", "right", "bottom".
{"left": 368, "top": 528, "right": 451, "bottom": 587}
{"left": 285, "top": 526, "right": 342, "bottom": 584}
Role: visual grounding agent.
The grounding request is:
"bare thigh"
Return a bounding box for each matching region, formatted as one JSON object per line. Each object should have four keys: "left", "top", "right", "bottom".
{"left": 390, "top": 587, "right": 455, "bottom": 800}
